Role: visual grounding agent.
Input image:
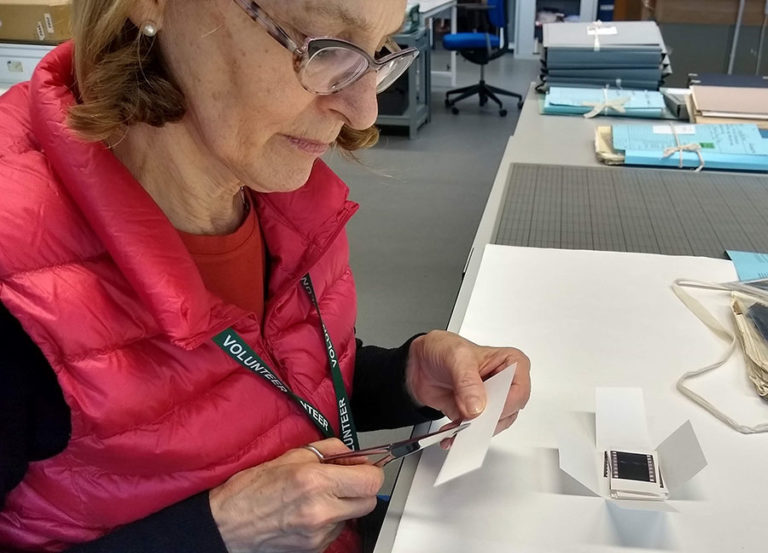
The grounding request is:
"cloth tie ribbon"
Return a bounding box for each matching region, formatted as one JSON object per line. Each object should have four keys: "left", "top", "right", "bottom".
{"left": 582, "top": 88, "right": 630, "bottom": 118}
{"left": 587, "top": 20, "right": 603, "bottom": 51}
{"left": 662, "top": 124, "right": 705, "bottom": 172}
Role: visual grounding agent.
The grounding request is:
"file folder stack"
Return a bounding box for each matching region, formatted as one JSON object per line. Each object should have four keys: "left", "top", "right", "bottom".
{"left": 539, "top": 21, "right": 671, "bottom": 91}
{"left": 688, "top": 74, "right": 768, "bottom": 130}
{"left": 594, "top": 123, "right": 768, "bottom": 172}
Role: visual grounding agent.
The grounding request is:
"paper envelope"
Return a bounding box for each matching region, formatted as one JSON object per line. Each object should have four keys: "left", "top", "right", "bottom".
{"left": 558, "top": 387, "right": 708, "bottom": 512}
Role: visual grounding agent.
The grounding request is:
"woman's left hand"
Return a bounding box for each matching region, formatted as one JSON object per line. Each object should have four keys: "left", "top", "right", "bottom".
{"left": 405, "top": 330, "right": 531, "bottom": 435}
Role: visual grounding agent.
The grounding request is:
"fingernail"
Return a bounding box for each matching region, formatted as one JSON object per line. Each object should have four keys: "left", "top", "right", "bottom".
{"left": 466, "top": 396, "right": 485, "bottom": 415}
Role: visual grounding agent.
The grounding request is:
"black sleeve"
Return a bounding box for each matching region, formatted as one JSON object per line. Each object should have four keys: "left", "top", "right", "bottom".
{"left": 65, "top": 492, "right": 227, "bottom": 553}
{"left": 0, "top": 301, "right": 70, "bottom": 509}
{"left": 352, "top": 335, "right": 443, "bottom": 431}
{"left": 0, "top": 302, "right": 227, "bottom": 553}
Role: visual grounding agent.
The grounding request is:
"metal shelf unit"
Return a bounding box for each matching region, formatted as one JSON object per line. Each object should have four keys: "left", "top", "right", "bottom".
{"left": 376, "top": 27, "right": 431, "bottom": 139}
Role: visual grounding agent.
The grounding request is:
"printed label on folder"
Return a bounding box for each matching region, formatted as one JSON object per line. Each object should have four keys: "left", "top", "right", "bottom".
{"left": 652, "top": 125, "right": 696, "bottom": 135}
{"left": 587, "top": 26, "right": 618, "bottom": 36}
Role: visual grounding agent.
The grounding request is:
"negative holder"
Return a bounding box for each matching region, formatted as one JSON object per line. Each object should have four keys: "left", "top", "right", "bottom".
{"left": 604, "top": 449, "right": 669, "bottom": 500}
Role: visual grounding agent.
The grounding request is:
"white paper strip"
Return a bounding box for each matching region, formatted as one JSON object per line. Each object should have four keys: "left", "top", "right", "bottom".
{"left": 434, "top": 363, "right": 517, "bottom": 486}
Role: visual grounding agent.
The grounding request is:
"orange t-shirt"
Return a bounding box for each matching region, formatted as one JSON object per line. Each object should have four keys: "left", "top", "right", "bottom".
{"left": 178, "top": 200, "right": 265, "bottom": 318}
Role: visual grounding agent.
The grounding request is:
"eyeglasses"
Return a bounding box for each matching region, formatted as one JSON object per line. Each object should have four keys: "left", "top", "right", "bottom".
{"left": 233, "top": 0, "right": 419, "bottom": 95}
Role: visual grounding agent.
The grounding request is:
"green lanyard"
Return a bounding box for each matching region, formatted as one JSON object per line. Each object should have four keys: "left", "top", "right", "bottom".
{"left": 212, "top": 274, "right": 359, "bottom": 450}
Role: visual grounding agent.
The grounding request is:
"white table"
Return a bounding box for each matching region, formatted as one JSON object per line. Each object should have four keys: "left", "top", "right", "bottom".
{"left": 417, "top": 0, "right": 457, "bottom": 88}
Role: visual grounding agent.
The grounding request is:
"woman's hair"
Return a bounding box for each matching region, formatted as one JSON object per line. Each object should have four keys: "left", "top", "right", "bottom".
{"left": 67, "top": 0, "right": 379, "bottom": 150}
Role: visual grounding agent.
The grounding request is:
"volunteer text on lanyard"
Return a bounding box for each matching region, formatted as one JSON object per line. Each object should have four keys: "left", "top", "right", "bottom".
{"left": 213, "top": 274, "right": 359, "bottom": 450}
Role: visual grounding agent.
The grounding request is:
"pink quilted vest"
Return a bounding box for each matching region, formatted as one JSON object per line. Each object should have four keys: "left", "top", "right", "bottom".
{"left": 0, "top": 42, "right": 360, "bottom": 552}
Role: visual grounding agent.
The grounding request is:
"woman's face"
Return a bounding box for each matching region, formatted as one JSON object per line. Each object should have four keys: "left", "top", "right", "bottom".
{"left": 156, "top": 0, "right": 406, "bottom": 193}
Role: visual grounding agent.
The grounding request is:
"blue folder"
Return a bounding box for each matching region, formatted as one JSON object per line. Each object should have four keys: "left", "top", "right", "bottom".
{"left": 544, "top": 87, "right": 665, "bottom": 117}
{"left": 612, "top": 123, "right": 768, "bottom": 171}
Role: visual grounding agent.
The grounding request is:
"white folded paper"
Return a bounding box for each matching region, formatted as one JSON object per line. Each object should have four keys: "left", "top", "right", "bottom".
{"left": 434, "top": 364, "right": 517, "bottom": 486}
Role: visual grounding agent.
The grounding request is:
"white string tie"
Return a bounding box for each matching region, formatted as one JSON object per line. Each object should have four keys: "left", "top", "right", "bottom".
{"left": 671, "top": 279, "right": 768, "bottom": 434}
{"left": 588, "top": 20, "right": 603, "bottom": 51}
{"left": 662, "top": 124, "right": 705, "bottom": 172}
{"left": 582, "top": 88, "right": 629, "bottom": 118}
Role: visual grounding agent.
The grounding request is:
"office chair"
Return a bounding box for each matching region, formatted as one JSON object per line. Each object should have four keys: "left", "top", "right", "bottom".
{"left": 442, "top": 1, "right": 523, "bottom": 116}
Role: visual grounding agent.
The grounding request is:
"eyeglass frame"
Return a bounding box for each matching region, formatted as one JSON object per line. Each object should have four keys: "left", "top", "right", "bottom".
{"left": 232, "top": 0, "right": 419, "bottom": 95}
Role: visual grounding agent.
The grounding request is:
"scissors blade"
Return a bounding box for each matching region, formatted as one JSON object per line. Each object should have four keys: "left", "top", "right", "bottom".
{"left": 388, "top": 422, "right": 470, "bottom": 460}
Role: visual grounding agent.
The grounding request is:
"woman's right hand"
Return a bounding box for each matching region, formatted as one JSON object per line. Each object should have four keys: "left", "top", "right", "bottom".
{"left": 209, "top": 438, "right": 384, "bottom": 553}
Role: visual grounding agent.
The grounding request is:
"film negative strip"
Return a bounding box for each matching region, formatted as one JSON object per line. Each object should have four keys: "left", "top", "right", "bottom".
{"left": 610, "top": 451, "right": 656, "bottom": 483}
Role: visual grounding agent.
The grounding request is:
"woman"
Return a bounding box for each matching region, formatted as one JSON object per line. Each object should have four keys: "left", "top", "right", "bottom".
{"left": 0, "top": 0, "right": 531, "bottom": 552}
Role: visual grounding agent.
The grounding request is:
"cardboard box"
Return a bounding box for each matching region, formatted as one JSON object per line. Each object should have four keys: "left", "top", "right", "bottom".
{"left": 0, "top": 0, "right": 72, "bottom": 44}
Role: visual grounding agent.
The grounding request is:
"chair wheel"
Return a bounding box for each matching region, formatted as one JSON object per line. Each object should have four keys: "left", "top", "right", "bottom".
{"left": 451, "top": 107, "right": 460, "bottom": 115}
{"left": 480, "top": 97, "right": 488, "bottom": 107}
{"left": 517, "top": 100, "right": 524, "bottom": 109}
{"left": 444, "top": 98, "right": 451, "bottom": 108}
{"left": 499, "top": 109, "right": 508, "bottom": 117}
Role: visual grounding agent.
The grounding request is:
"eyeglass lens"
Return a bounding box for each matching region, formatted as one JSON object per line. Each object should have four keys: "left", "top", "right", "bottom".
{"left": 302, "top": 47, "right": 368, "bottom": 93}
{"left": 300, "top": 47, "right": 416, "bottom": 94}
{"left": 374, "top": 56, "right": 413, "bottom": 92}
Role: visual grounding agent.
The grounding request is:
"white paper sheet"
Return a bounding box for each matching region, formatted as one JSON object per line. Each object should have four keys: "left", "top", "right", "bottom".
{"left": 656, "top": 420, "right": 708, "bottom": 492}
{"left": 557, "top": 419, "right": 601, "bottom": 496}
{"left": 595, "top": 388, "right": 651, "bottom": 451}
{"left": 389, "top": 246, "right": 768, "bottom": 553}
{"left": 434, "top": 364, "right": 517, "bottom": 486}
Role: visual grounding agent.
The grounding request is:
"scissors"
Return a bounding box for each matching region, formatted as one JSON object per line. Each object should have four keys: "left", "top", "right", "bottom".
{"left": 303, "top": 422, "right": 470, "bottom": 467}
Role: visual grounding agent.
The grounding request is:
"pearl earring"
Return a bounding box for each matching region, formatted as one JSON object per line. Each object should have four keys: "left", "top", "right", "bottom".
{"left": 141, "top": 21, "right": 158, "bottom": 37}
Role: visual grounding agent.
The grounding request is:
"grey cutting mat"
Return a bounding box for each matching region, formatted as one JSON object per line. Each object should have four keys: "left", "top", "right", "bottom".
{"left": 494, "top": 163, "right": 768, "bottom": 258}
